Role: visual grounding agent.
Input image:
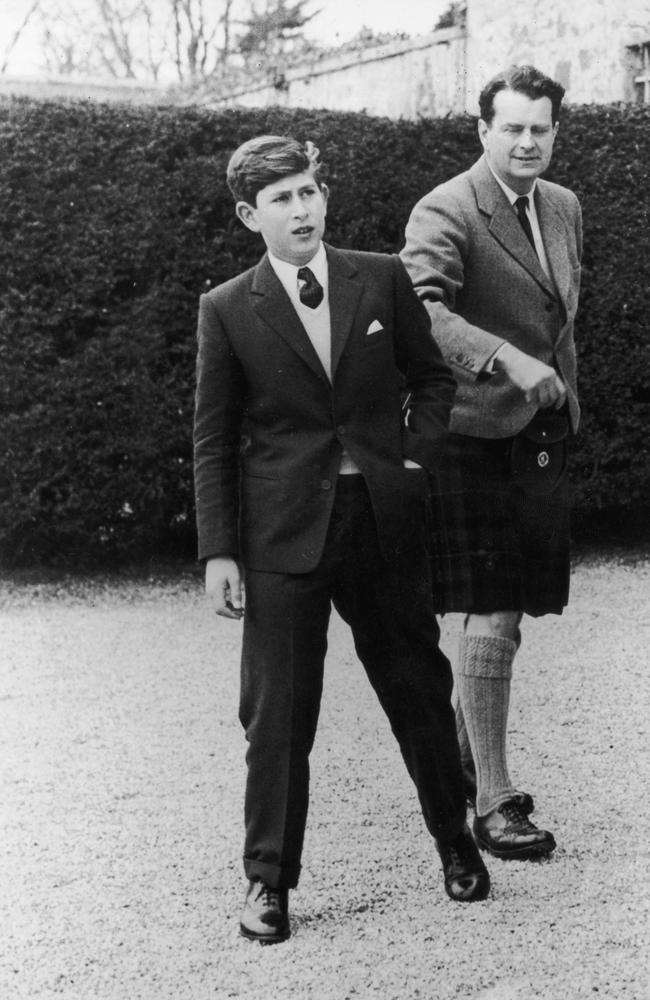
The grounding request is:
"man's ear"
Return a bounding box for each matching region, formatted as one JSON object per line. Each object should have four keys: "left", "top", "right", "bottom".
{"left": 235, "top": 201, "right": 260, "bottom": 232}
{"left": 478, "top": 118, "right": 488, "bottom": 149}
{"left": 320, "top": 183, "right": 329, "bottom": 213}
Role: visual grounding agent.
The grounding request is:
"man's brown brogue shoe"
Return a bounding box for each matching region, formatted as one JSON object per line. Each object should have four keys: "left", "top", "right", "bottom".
{"left": 473, "top": 799, "right": 556, "bottom": 860}
{"left": 239, "top": 879, "right": 290, "bottom": 944}
{"left": 436, "top": 824, "right": 491, "bottom": 902}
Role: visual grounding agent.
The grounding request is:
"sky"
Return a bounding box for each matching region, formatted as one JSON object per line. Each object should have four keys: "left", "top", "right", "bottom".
{"left": 2, "top": 0, "right": 449, "bottom": 77}
{"left": 305, "top": 0, "right": 447, "bottom": 45}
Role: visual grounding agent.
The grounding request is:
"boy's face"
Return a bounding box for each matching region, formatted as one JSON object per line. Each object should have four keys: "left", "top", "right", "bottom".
{"left": 236, "top": 169, "right": 328, "bottom": 266}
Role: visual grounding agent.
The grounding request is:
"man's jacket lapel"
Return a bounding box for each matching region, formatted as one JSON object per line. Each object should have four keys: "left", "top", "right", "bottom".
{"left": 473, "top": 157, "right": 556, "bottom": 299}
{"left": 535, "top": 184, "right": 571, "bottom": 307}
{"left": 250, "top": 254, "right": 329, "bottom": 383}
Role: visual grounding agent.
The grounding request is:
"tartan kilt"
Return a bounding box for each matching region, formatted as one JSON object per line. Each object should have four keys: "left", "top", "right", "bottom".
{"left": 427, "top": 432, "right": 571, "bottom": 617}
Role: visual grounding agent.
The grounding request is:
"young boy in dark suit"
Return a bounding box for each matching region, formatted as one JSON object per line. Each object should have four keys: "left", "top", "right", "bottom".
{"left": 193, "top": 135, "right": 490, "bottom": 943}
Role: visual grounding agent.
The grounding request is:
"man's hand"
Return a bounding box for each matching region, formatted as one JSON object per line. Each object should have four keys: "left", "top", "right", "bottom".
{"left": 494, "top": 343, "right": 567, "bottom": 410}
{"left": 205, "top": 557, "right": 245, "bottom": 619}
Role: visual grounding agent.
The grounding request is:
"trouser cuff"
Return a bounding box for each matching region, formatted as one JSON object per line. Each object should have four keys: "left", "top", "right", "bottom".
{"left": 244, "top": 857, "right": 301, "bottom": 890}
{"left": 431, "top": 808, "right": 467, "bottom": 845}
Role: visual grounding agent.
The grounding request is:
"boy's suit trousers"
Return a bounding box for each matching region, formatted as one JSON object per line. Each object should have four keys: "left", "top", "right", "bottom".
{"left": 239, "top": 475, "right": 466, "bottom": 889}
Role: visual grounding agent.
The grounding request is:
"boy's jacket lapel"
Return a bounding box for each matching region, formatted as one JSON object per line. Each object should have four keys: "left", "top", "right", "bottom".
{"left": 325, "top": 246, "right": 364, "bottom": 379}
{"left": 250, "top": 255, "right": 329, "bottom": 382}
{"left": 249, "top": 248, "right": 364, "bottom": 384}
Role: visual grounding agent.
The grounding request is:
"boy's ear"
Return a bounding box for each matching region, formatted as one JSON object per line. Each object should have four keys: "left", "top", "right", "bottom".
{"left": 235, "top": 200, "right": 260, "bottom": 232}
{"left": 320, "top": 183, "right": 329, "bottom": 211}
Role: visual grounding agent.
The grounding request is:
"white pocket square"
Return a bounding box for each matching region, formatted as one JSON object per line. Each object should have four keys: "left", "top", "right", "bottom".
{"left": 366, "top": 319, "right": 384, "bottom": 335}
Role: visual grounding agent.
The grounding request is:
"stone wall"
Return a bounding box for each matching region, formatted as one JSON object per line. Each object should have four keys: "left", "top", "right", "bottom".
{"left": 4, "top": 2, "right": 649, "bottom": 118}
{"left": 466, "top": 0, "right": 650, "bottom": 111}
{"left": 200, "top": 1, "right": 649, "bottom": 119}
{"left": 204, "top": 27, "right": 467, "bottom": 120}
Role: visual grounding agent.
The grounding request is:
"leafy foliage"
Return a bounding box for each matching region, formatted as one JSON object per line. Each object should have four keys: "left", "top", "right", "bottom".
{"left": 238, "top": 0, "right": 318, "bottom": 58}
{"left": 0, "top": 99, "right": 648, "bottom": 567}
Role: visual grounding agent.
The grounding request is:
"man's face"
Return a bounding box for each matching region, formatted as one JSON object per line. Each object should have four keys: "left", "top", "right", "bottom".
{"left": 478, "top": 88, "right": 558, "bottom": 194}
{"left": 236, "top": 169, "right": 328, "bottom": 266}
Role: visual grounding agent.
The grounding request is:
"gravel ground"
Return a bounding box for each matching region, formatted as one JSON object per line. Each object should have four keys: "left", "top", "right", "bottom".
{"left": 1, "top": 552, "right": 649, "bottom": 1000}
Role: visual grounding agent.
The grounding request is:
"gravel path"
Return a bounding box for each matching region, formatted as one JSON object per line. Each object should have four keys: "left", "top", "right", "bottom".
{"left": 1, "top": 554, "right": 648, "bottom": 1000}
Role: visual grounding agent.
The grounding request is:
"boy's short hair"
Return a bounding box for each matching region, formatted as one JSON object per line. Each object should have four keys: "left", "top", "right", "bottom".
{"left": 226, "top": 134, "right": 327, "bottom": 205}
{"left": 479, "top": 65, "right": 565, "bottom": 125}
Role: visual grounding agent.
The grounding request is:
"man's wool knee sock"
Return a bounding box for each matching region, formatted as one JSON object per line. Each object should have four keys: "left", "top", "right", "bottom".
{"left": 457, "top": 634, "right": 518, "bottom": 817}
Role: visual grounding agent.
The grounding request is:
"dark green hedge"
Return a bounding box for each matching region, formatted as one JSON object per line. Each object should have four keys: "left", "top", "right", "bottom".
{"left": 0, "top": 99, "right": 648, "bottom": 567}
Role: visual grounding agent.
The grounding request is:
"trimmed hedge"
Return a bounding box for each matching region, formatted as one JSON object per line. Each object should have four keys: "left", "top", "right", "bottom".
{"left": 0, "top": 99, "right": 648, "bottom": 567}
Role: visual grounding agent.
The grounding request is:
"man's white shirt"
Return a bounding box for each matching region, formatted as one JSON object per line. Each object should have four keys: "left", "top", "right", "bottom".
{"left": 489, "top": 171, "right": 552, "bottom": 278}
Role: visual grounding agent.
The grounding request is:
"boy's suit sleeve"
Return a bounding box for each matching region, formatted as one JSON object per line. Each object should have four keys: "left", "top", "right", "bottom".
{"left": 193, "top": 293, "right": 245, "bottom": 562}
{"left": 390, "top": 254, "right": 457, "bottom": 471}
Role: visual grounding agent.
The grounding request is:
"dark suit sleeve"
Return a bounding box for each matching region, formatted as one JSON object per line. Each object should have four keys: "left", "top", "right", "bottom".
{"left": 193, "top": 293, "right": 245, "bottom": 562}
{"left": 390, "top": 254, "right": 457, "bottom": 471}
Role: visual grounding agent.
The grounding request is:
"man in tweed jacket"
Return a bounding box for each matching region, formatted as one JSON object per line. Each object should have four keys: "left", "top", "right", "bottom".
{"left": 401, "top": 65, "right": 582, "bottom": 860}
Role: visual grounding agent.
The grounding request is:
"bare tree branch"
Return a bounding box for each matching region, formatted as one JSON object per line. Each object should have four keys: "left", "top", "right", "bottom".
{"left": 140, "top": 1, "right": 164, "bottom": 82}
{"left": 172, "top": 0, "right": 184, "bottom": 81}
{"left": 32, "top": 0, "right": 249, "bottom": 83}
{"left": 1, "top": 0, "right": 42, "bottom": 74}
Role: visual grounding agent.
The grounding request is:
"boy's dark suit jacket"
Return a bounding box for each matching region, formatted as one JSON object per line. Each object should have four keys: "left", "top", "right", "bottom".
{"left": 193, "top": 244, "right": 456, "bottom": 572}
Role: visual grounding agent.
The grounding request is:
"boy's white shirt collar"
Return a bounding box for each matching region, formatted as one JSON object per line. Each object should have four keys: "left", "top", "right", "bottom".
{"left": 268, "top": 242, "right": 328, "bottom": 296}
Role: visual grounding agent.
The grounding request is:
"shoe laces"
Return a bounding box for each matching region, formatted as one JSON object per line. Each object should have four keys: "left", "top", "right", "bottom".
{"left": 254, "top": 882, "right": 281, "bottom": 909}
{"left": 447, "top": 846, "right": 468, "bottom": 874}
{"left": 499, "top": 799, "right": 536, "bottom": 832}
{"left": 446, "top": 833, "right": 473, "bottom": 868}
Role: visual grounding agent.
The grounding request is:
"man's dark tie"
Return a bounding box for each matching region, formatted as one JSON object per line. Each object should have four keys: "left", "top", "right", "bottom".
{"left": 514, "top": 196, "right": 537, "bottom": 255}
{"left": 297, "top": 266, "right": 324, "bottom": 309}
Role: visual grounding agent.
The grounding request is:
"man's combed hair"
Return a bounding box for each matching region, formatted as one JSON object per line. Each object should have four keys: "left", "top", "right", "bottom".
{"left": 479, "top": 65, "right": 566, "bottom": 125}
{"left": 226, "top": 135, "right": 327, "bottom": 205}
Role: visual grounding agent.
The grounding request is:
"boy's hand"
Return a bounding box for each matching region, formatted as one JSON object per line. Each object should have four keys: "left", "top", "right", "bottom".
{"left": 205, "top": 557, "right": 245, "bottom": 619}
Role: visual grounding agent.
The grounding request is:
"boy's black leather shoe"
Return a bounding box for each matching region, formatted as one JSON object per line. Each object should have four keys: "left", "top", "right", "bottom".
{"left": 240, "top": 879, "right": 290, "bottom": 943}
{"left": 474, "top": 799, "right": 556, "bottom": 860}
{"left": 436, "top": 824, "right": 491, "bottom": 902}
